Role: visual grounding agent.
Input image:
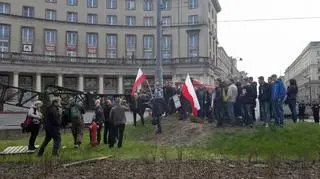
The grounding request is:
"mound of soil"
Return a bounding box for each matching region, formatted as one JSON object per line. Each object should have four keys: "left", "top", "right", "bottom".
{"left": 141, "top": 118, "right": 254, "bottom": 146}
{"left": 1, "top": 159, "right": 319, "bottom": 179}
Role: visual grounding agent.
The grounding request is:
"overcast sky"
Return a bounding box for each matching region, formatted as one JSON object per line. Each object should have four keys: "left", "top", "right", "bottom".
{"left": 218, "top": 0, "right": 320, "bottom": 80}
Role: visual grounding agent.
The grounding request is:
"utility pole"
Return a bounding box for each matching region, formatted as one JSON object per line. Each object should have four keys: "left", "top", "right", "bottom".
{"left": 155, "top": 0, "right": 164, "bottom": 97}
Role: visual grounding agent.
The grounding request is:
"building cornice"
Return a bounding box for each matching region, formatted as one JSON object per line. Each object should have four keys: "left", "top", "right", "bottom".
{"left": 212, "top": 0, "right": 222, "bottom": 13}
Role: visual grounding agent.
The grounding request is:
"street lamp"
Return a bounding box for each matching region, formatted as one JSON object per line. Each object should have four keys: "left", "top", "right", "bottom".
{"left": 230, "top": 57, "right": 243, "bottom": 77}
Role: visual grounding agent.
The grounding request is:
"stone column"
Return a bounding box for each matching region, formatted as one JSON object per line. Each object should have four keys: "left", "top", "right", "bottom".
{"left": 99, "top": 75, "right": 104, "bottom": 94}
{"left": 13, "top": 72, "right": 19, "bottom": 87}
{"left": 117, "top": 75, "right": 123, "bottom": 94}
{"left": 78, "top": 75, "right": 84, "bottom": 91}
{"left": 57, "top": 74, "right": 63, "bottom": 87}
{"left": 36, "top": 73, "right": 41, "bottom": 92}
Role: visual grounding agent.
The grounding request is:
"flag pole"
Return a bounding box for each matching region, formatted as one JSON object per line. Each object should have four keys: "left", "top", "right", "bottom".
{"left": 146, "top": 80, "right": 153, "bottom": 97}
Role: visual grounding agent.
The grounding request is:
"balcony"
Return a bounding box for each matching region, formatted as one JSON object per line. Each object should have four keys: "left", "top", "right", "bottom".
{"left": 0, "top": 52, "right": 213, "bottom": 67}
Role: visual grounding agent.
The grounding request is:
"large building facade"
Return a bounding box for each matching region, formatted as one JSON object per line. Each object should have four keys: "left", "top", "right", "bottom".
{"left": 0, "top": 0, "right": 221, "bottom": 94}
{"left": 285, "top": 42, "right": 320, "bottom": 103}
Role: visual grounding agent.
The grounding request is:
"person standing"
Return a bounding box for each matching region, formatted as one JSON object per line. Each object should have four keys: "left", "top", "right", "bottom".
{"left": 226, "top": 79, "right": 238, "bottom": 124}
{"left": 109, "top": 98, "right": 128, "bottom": 148}
{"left": 27, "top": 100, "right": 43, "bottom": 151}
{"left": 258, "top": 76, "right": 272, "bottom": 127}
{"left": 103, "top": 99, "right": 113, "bottom": 144}
{"left": 241, "top": 78, "right": 254, "bottom": 127}
{"left": 286, "top": 79, "right": 298, "bottom": 123}
{"left": 94, "top": 99, "right": 105, "bottom": 145}
{"left": 234, "top": 82, "right": 243, "bottom": 120}
{"left": 37, "top": 98, "right": 61, "bottom": 157}
{"left": 69, "top": 99, "right": 85, "bottom": 148}
{"left": 214, "top": 79, "right": 224, "bottom": 127}
{"left": 298, "top": 100, "right": 306, "bottom": 122}
{"left": 249, "top": 77, "right": 257, "bottom": 121}
{"left": 271, "top": 75, "right": 287, "bottom": 127}
{"left": 311, "top": 100, "right": 320, "bottom": 124}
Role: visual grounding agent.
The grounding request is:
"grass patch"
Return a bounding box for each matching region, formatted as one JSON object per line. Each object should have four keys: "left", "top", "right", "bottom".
{"left": 1, "top": 120, "right": 320, "bottom": 163}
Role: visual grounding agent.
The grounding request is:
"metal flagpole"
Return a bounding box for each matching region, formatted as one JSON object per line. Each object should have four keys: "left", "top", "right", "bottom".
{"left": 155, "top": 0, "right": 164, "bottom": 97}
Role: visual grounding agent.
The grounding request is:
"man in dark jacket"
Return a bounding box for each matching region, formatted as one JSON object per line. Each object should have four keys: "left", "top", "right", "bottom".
{"left": 214, "top": 79, "right": 224, "bottom": 127}
{"left": 249, "top": 77, "right": 257, "bottom": 121}
{"left": 241, "top": 78, "right": 254, "bottom": 127}
{"left": 298, "top": 100, "right": 306, "bottom": 122}
{"left": 37, "top": 97, "right": 61, "bottom": 157}
{"left": 103, "top": 99, "right": 113, "bottom": 144}
{"left": 152, "top": 95, "right": 167, "bottom": 134}
{"left": 109, "top": 98, "right": 128, "bottom": 148}
{"left": 94, "top": 99, "right": 105, "bottom": 145}
{"left": 258, "top": 76, "right": 272, "bottom": 127}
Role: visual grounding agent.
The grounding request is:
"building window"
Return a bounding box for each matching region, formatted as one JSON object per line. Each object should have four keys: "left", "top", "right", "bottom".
{"left": 22, "top": 6, "right": 34, "bottom": 17}
{"left": 45, "top": 9, "right": 57, "bottom": 20}
{"left": 162, "top": 0, "right": 171, "bottom": 11}
{"left": 46, "top": 0, "right": 57, "bottom": 3}
{"left": 107, "top": 0, "right": 117, "bottom": 9}
{"left": 162, "top": 16, "right": 171, "bottom": 26}
{"left": 66, "top": 31, "right": 78, "bottom": 57}
{"left": 106, "top": 34, "right": 117, "bottom": 58}
{"left": 67, "top": 12, "right": 78, "bottom": 22}
{"left": 143, "top": 35, "right": 154, "bottom": 59}
{"left": 87, "top": 0, "right": 97, "bottom": 8}
{"left": 143, "top": 17, "right": 154, "bottom": 26}
{"left": 188, "top": 31, "right": 199, "bottom": 57}
{"left": 126, "top": 16, "right": 136, "bottom": 26}
{"left": 0, "top": 3, "right": 10, "bottom": 14}
{"left": 0, "top": 24, "right": 10, "bottom": 52}
{"left": 188, "top": 15, "right": 199, "bottom": 25}
{"left": 87, "top": 33, "right": 98, "bottom": 57}
{"left": 87, "top": 14, "right": 98, "bottom": 24}
{"left": 45, "top": 30, "right": 56, "bottom": 45}
{"left": 144, "top": 0, "right": 153, "bottom": 11}
{"left": 21, "top": 27, "right": 34, "bottom": 53}
{"left": 125, "top": 35, "right": 136, "bottom": 58}
{"left": 84, "top": 77, "right": 98, "bottom": 93}
{"left": 67, "top": 0, "right": 78, "bottom": 6}
{"left": 188, "top": 0, "right": 198, "bottom": 9}
{"left": 21, "top": 27, "right": 34, "bottom": 44}
{"left": 126, "top": 0, "right": 136, "bottom": 10}
{"left": 107, "top": 15, "right": 117, "bottom": 25}
{"left": 162, "top": 35, "right": 172, "bottom": 59}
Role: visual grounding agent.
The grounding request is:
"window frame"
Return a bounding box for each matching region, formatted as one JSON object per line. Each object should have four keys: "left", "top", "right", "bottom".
{"left": 144, "top": 0, "right": 153, "bottom": 11}
{"left": 162, "top": 16, "right": 172, "bottom": 26}
{"left": 126, "top": 0, "right": 136, "bottom": 10}
{"left": 21, "top": 27, "right": 34, "bottom": 44}
{"left": 66, "top": 31, "right": 78, "bottom": 46}
{"left": 22, "top": 6, "right": 35, "bottom": 17}
{"left": 67, "top": 0, "right": 78, "bottom": 6}
{"left": 188, "top": 0, "right": 198, "bottom": 9}
{"left": 143, "top": 35, "right": 154, "bottom": 59}
{"left": 187, "top": 30, "right": 200, "bottom": 57}
{"left": 87, "top": 13, "right": 98, "bottom": 24}
{"left": 162, "top": 35, "right": 172, "bottom": 59}
{"left": 0, "top": 2, "right": 10, "bottom": 14}
{"left": 106, "top": 34, "right": 118, "bottom": 58}
{"left": 107, "top": 0, "right": 117, "bottom": 9}
{"left": 46, "top": 0, "right": 57, "bottom": 3}
{"left": 126, "top": 16, "right": 136, "bottom": 26}
{"left": 107, "top": 15, "right": 117, "bottom": 25}
{"left": 45, "top": 9, "right": 57, "bottom": 20}
{"left": 125, "top": 34, "right": 137, "bottom": 58}
{"left": 161, "top": 0, "right": 171, "bottom": 11}
{"left": 143, "top": 16, "right": 154, "bottom": 26}
{"left": 87, "top": 0, "right": 98, "bottom": 8}
{"left": 67, "top": 11, "right": 78, "bottom": 22}
{"left": 188, "top": 15, "right": 199, "bottom": 25}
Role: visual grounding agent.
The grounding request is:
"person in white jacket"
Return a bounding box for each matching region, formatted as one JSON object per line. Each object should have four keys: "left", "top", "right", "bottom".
{"left": 27, "top": 100, "right": 43, "bottom": 151}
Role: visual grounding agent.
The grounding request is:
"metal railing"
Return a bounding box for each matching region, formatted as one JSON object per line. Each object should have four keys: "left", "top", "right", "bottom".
{"left": 0, "top": 52, "right": 213, "bottom": 66}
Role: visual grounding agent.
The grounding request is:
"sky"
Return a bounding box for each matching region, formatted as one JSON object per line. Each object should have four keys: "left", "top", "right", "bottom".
{"left": 218, "top": 0, "right": 320, "bottom": 80}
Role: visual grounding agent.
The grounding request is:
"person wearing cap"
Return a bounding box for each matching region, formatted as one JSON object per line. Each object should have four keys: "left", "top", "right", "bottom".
{"left": 27, "top": 100, "right": 43, "bottom": 151}
{"left": 38, "top": 97, "right": 61, "bottom": 157}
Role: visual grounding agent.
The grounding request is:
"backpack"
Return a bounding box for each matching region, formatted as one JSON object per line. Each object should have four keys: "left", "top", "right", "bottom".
{"left": 70, "top": 105, "right": 81, "bottom": 119}
{"left": 21, "top": 107, "right": 36, "bottom": 133}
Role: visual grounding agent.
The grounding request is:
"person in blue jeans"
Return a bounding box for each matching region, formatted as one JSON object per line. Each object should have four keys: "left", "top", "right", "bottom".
{"left": 258, "top": 76, "right": 272, "bottom": 127}
{"left": 271, "top": 75, "right": 287, "bottom": 127}
{"left": 286, "top": 79, "right": 298, "bottom": 123}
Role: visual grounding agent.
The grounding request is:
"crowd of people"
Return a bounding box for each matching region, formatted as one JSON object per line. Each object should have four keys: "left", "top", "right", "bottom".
{"left": 23, "top": 74, "right": 320, "bottom": 156}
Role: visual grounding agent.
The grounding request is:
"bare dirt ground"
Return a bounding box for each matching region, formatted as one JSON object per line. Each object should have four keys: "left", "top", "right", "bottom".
{"left": 1, "top": 159, "right": 320, "bottom": 179}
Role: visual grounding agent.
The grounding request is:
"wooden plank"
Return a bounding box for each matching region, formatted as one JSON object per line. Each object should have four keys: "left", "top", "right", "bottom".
{"left": 62, "top": 156, "right": 112, "bottom": 168}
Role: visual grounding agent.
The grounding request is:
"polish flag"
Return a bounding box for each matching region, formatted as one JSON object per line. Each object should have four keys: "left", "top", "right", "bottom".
{"left": 131, "top": 68, "right": 147, "bottom": 96}
{"left": 182, "top": 74, "right": 201, "bottom": 116}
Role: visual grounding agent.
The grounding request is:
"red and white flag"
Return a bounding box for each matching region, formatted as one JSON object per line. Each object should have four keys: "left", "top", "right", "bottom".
{"left": 182, "top": 74, "right": 201, "bottom": 116}
{"left": 131, "top": 68, "right": 147, "bottom": 96}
